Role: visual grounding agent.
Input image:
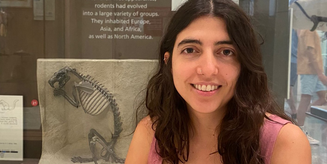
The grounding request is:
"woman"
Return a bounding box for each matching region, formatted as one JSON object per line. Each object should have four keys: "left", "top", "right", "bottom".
{"left": 126, "top": 0, "right": 311, "bottom": 163}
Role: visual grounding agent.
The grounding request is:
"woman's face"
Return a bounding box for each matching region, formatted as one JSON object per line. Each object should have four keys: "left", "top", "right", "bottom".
{"left": 170, "top": 16, "right": 241, "bottom": 114}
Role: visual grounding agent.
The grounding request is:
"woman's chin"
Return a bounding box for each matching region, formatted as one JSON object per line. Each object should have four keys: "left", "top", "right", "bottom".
{"left": 187, "top": 103, "right": 226, "bottom": 115}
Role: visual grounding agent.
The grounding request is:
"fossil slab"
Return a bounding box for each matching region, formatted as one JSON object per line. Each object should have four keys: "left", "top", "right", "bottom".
{"left": 37, "top": 59, "right": 156, "bottom": 164}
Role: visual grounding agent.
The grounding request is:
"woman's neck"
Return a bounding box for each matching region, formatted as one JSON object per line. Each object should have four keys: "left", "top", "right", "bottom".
{"left": 181, "top": 106, "right": 225, "bottom": 164}
{"left": 187, "top": 105, "right": 226, "bottom": 139}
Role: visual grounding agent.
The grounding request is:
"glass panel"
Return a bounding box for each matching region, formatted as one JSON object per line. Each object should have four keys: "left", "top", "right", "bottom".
{"left": 0, "top": 0, "right": 43, "bottom": 163}
{"left": 288, "top": 0, "right": 327, "bottom": 163}
{"left": 1, "top": 0, "right": 325, "bottom": 163}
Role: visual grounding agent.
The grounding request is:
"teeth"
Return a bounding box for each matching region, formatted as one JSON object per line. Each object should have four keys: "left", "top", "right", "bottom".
{"left": 194, "top": 84, "right": 219, "bottom": 92}
{"left": 206, "top": 85, "right": 211, "bottom": 91}
{"left": 201, "top": 85, "right": 206, "bottom": 91}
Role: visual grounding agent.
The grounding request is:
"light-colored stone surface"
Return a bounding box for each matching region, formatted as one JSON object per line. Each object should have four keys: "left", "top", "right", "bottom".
{"left": 37, "top": 59, "right": 157, "bottom": 164}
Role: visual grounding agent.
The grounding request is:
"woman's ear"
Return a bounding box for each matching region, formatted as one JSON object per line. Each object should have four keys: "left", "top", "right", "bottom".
{"left": 164, "top": 52, "right": 170, "bottom": 65}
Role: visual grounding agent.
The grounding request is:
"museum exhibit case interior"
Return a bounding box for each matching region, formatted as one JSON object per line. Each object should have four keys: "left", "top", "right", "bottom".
{"left": 0, "top": 0, "right": 326, "bottom": 163}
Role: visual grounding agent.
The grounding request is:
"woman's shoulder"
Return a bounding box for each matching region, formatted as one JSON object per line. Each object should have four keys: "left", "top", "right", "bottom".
{"left": 125, "top": 116, "right": 155, "bottom": 164}
{"left": 261, "top": 114, "right": 295, "bottom": 146}
{"left": 138, "top": 116, "right": 156, "bottom": 139}
{"left": 261, "top": 114, "right": 311, "bottom": 164}
{"left": 270, "top": 123, "right": 311, "bottom": 164}
{"left": 265, "top": 114, "right": 291, "bottom": 125}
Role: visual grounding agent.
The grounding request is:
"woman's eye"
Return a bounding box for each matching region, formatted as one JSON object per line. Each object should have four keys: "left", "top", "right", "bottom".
{"left": 221, "top": 49, "right": 234, "bottom": 56}
{"left": 182, "top": 48, "right": 196, "bottom": 54}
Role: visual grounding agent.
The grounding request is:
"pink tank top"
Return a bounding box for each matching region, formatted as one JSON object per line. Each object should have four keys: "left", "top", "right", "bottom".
{"left": 147, "top": 114, "right": 290, "bottom": 164}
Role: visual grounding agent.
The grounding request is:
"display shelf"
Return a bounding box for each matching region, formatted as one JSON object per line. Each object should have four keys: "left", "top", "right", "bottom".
{"left": 0, "top": 158, "right": 40, "bottom": 164}
{"left": 309, "top": 106, "right": 327, "bottom": 122}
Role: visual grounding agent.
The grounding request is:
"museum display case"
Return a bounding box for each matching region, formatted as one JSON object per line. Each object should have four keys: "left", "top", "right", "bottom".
{"left": 0, "top": 0, "right": 326, "bottom": 163}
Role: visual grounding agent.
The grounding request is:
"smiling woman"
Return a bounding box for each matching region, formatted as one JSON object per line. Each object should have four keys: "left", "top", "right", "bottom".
{"left": 125, "top": 0, "right": 311, "bottom": 164}
{"left": 170, "top": 16, "right": 240, "bottom": 115}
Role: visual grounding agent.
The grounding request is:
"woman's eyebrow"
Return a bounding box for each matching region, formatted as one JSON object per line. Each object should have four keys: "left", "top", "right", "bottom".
{"left": 215, "top": 40, "right": 233, "bottom": 45}
{"left": 177, "top": 39, "right": 202, "bottom": 47}
{"left": 177, "top": 39, "right": 233, "bottom": 47}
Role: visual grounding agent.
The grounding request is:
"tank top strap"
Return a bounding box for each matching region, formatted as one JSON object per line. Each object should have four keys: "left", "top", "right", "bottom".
{"left": 148, "top": 135, "right": 163, "bottom": 164}
{"left": 260, "top": 114, "right": 291, "bottom": 164}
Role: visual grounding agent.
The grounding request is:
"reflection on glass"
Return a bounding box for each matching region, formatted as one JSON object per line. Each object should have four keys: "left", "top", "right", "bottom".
{"left": 288, "top": 0, "right": 327, "bottom": 163}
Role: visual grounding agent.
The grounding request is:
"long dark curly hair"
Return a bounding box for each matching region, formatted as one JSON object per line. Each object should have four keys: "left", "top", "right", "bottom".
{"left": 141, "top": 0, "right": 292, "bottom": 163}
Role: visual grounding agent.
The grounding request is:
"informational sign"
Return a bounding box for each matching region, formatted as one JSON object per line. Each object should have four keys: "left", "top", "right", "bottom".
{"left": 82, "top": 0, "right": 170, "bottom": 41}
{"left": 77, "top": 0, "right": 171, "bottom": 59}
{"left": 0, "top": 95, "right": 23, "bottom": 161}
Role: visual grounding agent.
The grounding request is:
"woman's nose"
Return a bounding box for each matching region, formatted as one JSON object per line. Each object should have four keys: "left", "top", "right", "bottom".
{"left": 198, "top": 52, "right": 218, "bottom": 76}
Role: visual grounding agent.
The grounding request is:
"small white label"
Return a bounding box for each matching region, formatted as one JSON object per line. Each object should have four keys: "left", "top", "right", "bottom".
{"left": 233, "top": 0, "right": 239, "bottom": 5}
{"left": 172, "top": 0, "right": 187, "bottom": 11}
{"left": 0, "top": 95, "right": 23, "bottom": 161}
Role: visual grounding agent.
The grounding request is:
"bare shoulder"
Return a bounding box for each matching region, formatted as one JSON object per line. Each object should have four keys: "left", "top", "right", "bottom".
{"left": 125, "top": 116, "right": 155, "bottom": 164}
{"left": 270, "top": 123, "right": 311, "bottom": 164}
{"left": 138, "top": 115, "right": 156, "bottom": 138}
